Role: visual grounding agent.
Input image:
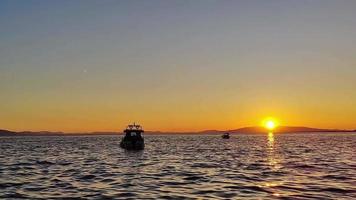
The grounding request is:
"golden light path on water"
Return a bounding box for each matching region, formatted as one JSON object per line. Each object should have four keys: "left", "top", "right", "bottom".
{"left": 262, "top": 131, "right": 284, "bottom": 197}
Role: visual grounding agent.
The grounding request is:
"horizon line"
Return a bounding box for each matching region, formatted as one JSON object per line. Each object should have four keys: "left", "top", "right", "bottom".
{"left": 2, "top": 125, "right": 356, "bottom": 134}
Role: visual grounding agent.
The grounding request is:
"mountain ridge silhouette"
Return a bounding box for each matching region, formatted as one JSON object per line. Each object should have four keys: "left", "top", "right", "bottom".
{"left": 1, "top": 126, "right": 355, "bottom": 136}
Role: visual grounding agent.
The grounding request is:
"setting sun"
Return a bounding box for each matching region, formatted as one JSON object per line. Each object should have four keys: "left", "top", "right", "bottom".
{"left": 263, "top": 118, "right": 279, "bottom": 131}
{"left": 266, "top": 121, "right": 276, "bottom": 130}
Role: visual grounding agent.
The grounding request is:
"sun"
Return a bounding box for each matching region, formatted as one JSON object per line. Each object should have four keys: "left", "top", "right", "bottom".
{"left": 262, "top": 118, "right": 279, "bottom": 131}
{"left": 266, "top": 120, "right": 276, "bottom": 130}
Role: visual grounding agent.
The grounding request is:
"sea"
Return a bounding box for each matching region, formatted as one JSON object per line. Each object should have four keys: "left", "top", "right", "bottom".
{"left": 0, "top": 133, "right": 355, "bottom": 199}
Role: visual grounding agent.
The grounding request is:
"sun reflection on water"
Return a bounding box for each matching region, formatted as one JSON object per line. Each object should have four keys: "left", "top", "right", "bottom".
{"left": 262, "top": 132, "right": 285, "bottom": 197}
{"left": 266, "top": 132, "right": 280, "bottom": 169}
{"left": 268, "top": 132, "right": 274, "bottom": 149}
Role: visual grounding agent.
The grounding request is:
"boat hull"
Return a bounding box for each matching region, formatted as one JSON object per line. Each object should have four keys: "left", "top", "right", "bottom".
{"left": 120, "top": 139, "right": 144, "bottom": 150}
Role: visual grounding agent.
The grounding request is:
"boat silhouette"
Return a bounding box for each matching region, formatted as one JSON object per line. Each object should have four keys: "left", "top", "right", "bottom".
{"left": 120, "top": 123, "right": 145, "bottom": 150}
{"left": 222, "top": 132, "right": 230, "bottom": 139}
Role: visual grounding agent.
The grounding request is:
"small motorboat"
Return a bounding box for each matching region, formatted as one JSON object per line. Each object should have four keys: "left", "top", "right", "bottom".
{"left": 222, "top": 132, "right": 230, "bottom": 139}
{"left": 120, "top": 123, "right": 144, "bottom": 150}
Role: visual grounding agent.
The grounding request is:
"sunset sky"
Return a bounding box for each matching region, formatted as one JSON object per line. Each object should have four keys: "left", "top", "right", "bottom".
{"left": 1, "top": 0, "right": 356, "bottom": 132}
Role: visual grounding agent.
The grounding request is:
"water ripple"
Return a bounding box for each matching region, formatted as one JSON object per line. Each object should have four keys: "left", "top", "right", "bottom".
{"left": 0, "top": 133, "right": 355, "bottom": 199}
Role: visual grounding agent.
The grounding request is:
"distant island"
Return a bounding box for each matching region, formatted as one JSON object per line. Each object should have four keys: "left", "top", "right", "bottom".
{"left": 200, "top": 126, "right": 356, "bottom": 134}
{"left": 0, "top": 126, "right": 355, "bottom": 136}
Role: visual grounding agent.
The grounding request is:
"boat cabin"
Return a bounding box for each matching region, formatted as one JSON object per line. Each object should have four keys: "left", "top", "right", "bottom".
{"left": 123, "top": 123, "right": 144, "bottom": 138}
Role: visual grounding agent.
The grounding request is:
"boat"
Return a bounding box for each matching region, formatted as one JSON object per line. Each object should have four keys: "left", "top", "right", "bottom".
{"left": 222, "top": 132, "right": 230, "bottom": 139}
{"left": 120, "top": 123, "right": 145, "bottom": 150}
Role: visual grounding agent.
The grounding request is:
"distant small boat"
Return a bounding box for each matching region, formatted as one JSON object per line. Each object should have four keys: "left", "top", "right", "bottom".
{"left": 120, "top": 123, "right": 144, "bottom": 150}
{"left": 222, "top": 132, "right": 230, "bottom": 139}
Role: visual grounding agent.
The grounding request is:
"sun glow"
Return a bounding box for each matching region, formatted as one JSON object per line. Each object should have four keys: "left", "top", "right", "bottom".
{"left": 262, "top": 118, "right": 279, "bottom": 131}
{"left": 266, "top": 121, "right": 276, "bottom": 130}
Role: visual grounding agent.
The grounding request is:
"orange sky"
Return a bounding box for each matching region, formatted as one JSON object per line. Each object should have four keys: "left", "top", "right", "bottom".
{"left": 1, "top": 1, "right": 356, "bottom": 132}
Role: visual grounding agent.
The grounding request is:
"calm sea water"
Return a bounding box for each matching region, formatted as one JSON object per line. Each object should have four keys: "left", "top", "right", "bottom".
{"left": 0, "top": 133, "right": 355, "bottom": 199}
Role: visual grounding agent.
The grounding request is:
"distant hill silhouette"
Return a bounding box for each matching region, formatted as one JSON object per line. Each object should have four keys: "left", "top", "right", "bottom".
{"left": 0, "top": 129, "right": 118, "bottom": 136}
{"left": 0, "top": 126, "right": 354, "bottom": 136}
{"left": 198, "top": 126, "right": 350, "bottom": 134}
{"left": 0, "top": 129, "right": 17, "bottom": 136}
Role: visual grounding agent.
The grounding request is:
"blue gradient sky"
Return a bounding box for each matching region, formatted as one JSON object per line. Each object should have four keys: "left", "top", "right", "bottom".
{"left": 1, "top": 0, "right": 356, "bottom": 132}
